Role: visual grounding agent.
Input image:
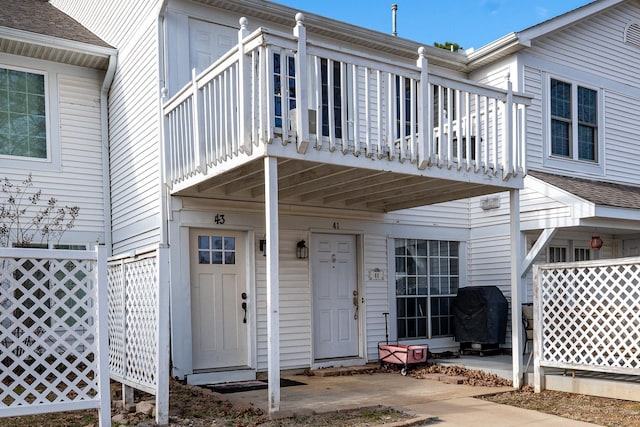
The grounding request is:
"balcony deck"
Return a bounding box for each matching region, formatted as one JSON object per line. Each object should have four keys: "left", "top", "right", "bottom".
{"left": 163, "top": 17, "right": 531, "bottom": 212}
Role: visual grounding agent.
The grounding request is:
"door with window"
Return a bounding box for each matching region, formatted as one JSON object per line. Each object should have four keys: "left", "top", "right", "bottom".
{"left": 312, "top": 234, "right": 359, "bottom": 360}
{"left": 190, "top": 229, "right": 248, "bottom": 370}
{"left": 395, "top": 239, "right": 459, "bottom": 341}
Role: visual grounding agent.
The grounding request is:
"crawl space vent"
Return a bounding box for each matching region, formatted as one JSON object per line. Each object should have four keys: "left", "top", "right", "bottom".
{"left": 625, "top": 23, "right": 640, "bottom": 48}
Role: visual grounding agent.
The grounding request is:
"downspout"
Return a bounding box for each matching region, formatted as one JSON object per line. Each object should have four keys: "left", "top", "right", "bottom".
{"left": 157, "top": 0, "right": 170, "bottom": 247}
{"left": 100, "top": 52, "right": 117, "bottom": 256}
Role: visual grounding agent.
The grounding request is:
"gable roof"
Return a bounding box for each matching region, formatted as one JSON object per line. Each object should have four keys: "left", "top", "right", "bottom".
{"left": 466, "top": 0, "right": 625, "bottom": 70}
{"left": 528, "top": 170, "right": 640, "bottom": 210}
{"left": 0, "top": 0, "right": 114, "bottom": 69}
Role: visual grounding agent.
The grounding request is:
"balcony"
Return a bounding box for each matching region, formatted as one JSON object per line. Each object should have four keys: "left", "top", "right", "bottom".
{"left": 162, "top": 16, "right": 531, "bottom": 212}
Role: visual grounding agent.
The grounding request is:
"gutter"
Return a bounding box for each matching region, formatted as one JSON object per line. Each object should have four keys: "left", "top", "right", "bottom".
{"left": 157, "top": 0, "right": 170, "bottom": 247}
{"left": 100, "top": 51, "right": 117, "bottom": 255}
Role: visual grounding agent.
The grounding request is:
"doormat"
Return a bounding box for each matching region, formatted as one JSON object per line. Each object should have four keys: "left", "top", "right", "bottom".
{"left": 206, "top": 378, "right": 306, "bottom": 394}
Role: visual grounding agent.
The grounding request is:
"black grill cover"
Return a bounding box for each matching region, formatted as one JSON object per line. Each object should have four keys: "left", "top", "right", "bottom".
{"left": 453, "top": 286, "right": 508, "bottom": 344}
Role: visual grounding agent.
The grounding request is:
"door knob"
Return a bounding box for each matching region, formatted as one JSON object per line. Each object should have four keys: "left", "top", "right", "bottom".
{"left": 241, "top": 301, "right": 247, "bottom": 323}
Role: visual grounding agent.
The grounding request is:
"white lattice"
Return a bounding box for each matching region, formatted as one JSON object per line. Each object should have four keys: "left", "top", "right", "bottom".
{"left": 107, "top": 248, "right": 169, "bottom": 424}
{"left": 536, "top": 259, "right": 640, "bottom": 376}
{"left": 107, "top": 249, "right": 163, "bottom": 392}
{"left": 0, "top": 248, "right": 109, "bottom": 423}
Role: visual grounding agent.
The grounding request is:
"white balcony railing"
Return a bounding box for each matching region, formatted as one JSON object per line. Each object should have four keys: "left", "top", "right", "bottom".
{"left": 163, "top": 16, "right": 530, "bottom": 190}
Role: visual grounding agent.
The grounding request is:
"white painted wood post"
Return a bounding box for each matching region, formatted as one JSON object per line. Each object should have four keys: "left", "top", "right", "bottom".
{"left": 119, "top": 258, "right": 133, "bottom": 411}
{"left": 532, "top": 265, "right": 545, "bottom": 393}
{"left": 96, "top": 245, "right": 111, "bottom": 427}
{"left": 156, "top": 246, "right": 170, "bottom": 425}
{"left": 193, "top": 68, "right": 206, "bottom": 174}
{"left": 238, "top": 17, "right": 251, "bottom": 154}
{"left": 293, "top": 13, "right": 309, "bottom": 154}
{"left": 510, "top": 189, "right": 523, "bottom": 388}
{"left": 264, "top": 156, "right": 281, "bottom": 413}
{"left": 503, "top": 74, "right": 514, "bottom": 180}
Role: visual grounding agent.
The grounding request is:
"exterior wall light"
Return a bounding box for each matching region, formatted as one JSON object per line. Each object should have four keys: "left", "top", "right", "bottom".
{"left": 590, "top": 236, "right": 603, "bottom": 250}
{"left": 296, "top": 240, "right": 309, "bottom": 259}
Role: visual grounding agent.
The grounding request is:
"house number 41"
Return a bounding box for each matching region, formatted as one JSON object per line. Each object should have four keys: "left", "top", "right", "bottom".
{"left": 214, "top": 214, "right": 226, "bottom": 224}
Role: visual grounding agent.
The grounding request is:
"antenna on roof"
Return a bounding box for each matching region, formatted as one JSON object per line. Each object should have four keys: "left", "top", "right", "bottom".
{"left": 392, "top": 4, "right": 398, "bottom": 37}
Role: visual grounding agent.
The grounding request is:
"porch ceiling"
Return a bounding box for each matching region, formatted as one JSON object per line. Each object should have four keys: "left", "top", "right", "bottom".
{"left": 174, "top": 158, "right": 506, "bottom": 212}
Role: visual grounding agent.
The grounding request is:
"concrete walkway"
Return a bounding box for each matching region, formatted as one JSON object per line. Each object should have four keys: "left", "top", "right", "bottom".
{"left": 226, "top": 371, "right": 600, "bottom": 426}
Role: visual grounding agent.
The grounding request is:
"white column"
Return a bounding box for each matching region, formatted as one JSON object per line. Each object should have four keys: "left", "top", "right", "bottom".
{"left": 510, "top": 189, "right": 523, "bottom": 388}
{"left": 238, "top": 17, "right": 252, "bottom": 154}
{"left": 96, "top": 245, "right": 111, "bottom": 427}
{"left": 264, "top": 156, "right": 280, "bottom": 413}
{"left": 293, "top": 13, "right": 309, "bottom": 154}
{"left": 156, "top": 246, "right": 170, "bottom": 425}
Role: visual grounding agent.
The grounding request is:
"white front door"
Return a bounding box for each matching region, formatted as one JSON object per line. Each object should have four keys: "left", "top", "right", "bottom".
{"left": 312, "top": 234, "right": 359, "bottom": 360}
{"left": 190, "top": 229, "right": 248, "bottom": 370}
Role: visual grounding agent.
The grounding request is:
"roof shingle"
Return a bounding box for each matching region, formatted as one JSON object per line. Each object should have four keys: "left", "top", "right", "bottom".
{"left": 529, "top": 170, "right": 640, "bottom": 210}
{"left": 0, "top": 0, "right": 111, "bottom": 48}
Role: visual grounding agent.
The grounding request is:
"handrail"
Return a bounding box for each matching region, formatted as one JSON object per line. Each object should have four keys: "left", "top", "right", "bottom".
{"left": 162, "top": 22, "right": 531, "bottom": 189}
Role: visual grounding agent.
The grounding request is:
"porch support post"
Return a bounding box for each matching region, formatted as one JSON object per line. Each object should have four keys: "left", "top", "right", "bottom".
{"left": 264, "top": 156, "right": 280, "bottom": 413}
{"left": 293, "top": 13, "right": 309, "bottom": 154}
{"left": 510, "top": 189, "right": 524, "bottom": 388}
{"left": 416, "top": 47, "right": 431, "bottom": 170}
{"left": 238, "top": 17, "right": 252, "bottom": 154}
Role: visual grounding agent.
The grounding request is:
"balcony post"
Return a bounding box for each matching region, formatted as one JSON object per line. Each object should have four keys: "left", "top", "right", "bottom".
{"left": 417, "top": 47, "right": 433, "bottom": 170}
{"left": 192, "top": 68, "right": 206, "bottom": 174}
{"left": 238, "top": 17, "right": 252, "bottom": 154}
{"left": 293, "top": 13, "right": 309, "bottom": 153}
{"left": 503, "top": 73, "right": 514, "bottom": 180}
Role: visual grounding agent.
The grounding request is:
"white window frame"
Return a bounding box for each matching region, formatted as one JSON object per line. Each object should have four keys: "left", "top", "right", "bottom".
{"left": 0, "top": 57, "right": 61, "bottom": 171}
{"left": 543, "top": 73, "right": 604, "bottom": 176}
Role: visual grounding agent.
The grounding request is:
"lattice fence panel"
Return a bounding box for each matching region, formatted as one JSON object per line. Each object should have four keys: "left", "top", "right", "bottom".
{"left": 0, "top": 249, "right": 109, "bottom": 421}
{"left": 536, "top": 260, "right": 640, "bottom": 375}
{"left": 107, "top": 261, "right": 125, "bottom": 378}
{"left": 107, "top": 252, "right": 159, "bottom": 391}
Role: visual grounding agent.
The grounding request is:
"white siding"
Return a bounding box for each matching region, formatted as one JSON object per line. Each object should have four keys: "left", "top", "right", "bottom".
{"left": 603, "top": 89, "right": 640, "bottom": 179}
{"left": 51, "top": 0, "right": 162, "bottom": 49}
{"left": 51, "top": 0, "right": 164, "bottom": 253}
{"left": 517, "top": 2, "right": 640, "bottom": 183}
{"left": 528, "top": 5, "right": 640, "bottom": 89}
{"left": 363, "top": 235, "right": 390, "bottom": 361}
{"left": 1, "top": 61, "right": 106, "bottom": 246}
{"left": 107, "top": 21, "right": 162, "bottom": 253}
{"left": 388, "top": 200, "right": 470, "bottom": 228}
{"left": 255, "top": 230, "right": 311, "bottom": 371}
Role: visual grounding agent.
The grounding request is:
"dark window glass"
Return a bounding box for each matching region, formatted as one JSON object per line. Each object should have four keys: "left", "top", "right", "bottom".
{"left": 395, "top": 239, "right": 459, "bottom": 339}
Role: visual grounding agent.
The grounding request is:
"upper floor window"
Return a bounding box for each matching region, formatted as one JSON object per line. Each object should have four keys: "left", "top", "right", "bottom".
{"left": 550, "top": 78, "right": 598, "bottom": 162}
{"left": 0, "top": 67, "right": 47, "bottom": 159}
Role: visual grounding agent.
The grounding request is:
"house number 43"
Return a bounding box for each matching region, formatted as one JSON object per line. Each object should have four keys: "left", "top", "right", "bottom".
{"left": 214, "top": 214, "right": 226, "bottom": 224}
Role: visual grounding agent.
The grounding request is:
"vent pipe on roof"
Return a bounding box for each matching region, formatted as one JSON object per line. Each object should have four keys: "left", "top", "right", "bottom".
{"left": 392, "top": 4, "right": 397, "bottom": 37}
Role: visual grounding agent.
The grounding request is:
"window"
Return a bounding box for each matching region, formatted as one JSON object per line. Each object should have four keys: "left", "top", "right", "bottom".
{"left": 395, "top": 76, "right": 415, "bottom": 139}
{"left": 198, "top": 235, "right": 235, "bottom": 264}
{"left": 574, "top": 247, "right": 590, "bottom": 262}
{"left": 320, "top": 59, "right": 343, "bottom": 138}
{"left": 548, "top": 246, "right": 567, "bottom": 263}
{"left": 273, "top": 53, "right": 296, "bottom": 130}
{"left": 395, "top": 239, "right": 459, "bottom": 339}
{"left": 0, "top": 67, "right": 47, "bottom": 159}
{"left": 550, "top": 78, "right": 598, "bottom": 162}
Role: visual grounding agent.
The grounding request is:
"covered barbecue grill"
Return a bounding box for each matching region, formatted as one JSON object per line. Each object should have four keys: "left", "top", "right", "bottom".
{"left": 452, "top": 286, "right": 508, "bottom": 355}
